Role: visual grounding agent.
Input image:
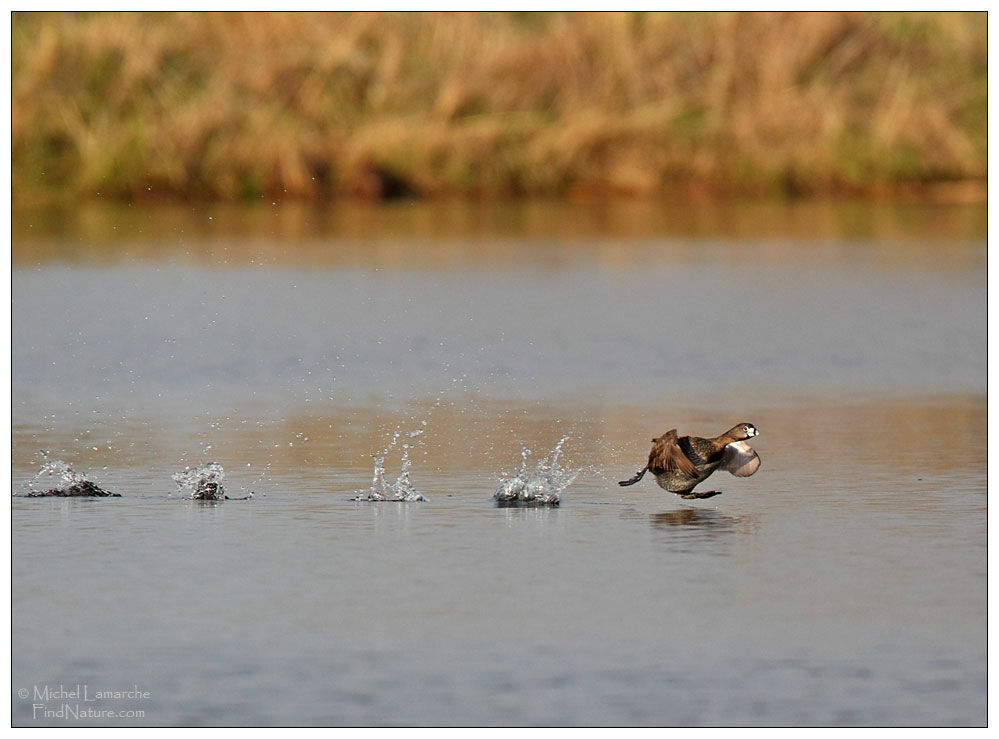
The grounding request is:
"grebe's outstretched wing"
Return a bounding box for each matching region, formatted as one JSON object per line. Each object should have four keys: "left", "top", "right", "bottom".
{"left": 648, "top": 429, "right": 699, "bottom": 478}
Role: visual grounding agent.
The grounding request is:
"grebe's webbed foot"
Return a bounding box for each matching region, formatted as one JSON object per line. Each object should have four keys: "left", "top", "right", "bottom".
{"left": 679, "top": 490, "right": 722, "bottom": 499}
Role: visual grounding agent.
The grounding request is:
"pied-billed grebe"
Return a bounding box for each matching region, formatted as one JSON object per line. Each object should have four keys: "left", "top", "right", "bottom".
{"left": 619, "top": 423, "right": 760, "bottom": 499}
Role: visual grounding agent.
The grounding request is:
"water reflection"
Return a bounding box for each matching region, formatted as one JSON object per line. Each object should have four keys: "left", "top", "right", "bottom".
{"left": 499, "top": 504, "right": 561, "bottom": 526}
{"left": 648, "top": 507, "right": 760, "bottom": 553}
{"left": 494, "top": 498, "right": 559, "bottom": 508}
{"left": 12, "top": 200, "right": 986, "bottom": 274}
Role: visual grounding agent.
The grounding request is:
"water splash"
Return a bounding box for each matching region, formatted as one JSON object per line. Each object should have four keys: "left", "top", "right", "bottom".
{"left": 172, "top": 462, "right": 231, "bottom": 500}
{"left": 353, "top": 428, "right": 427, "bottom": 502}
{"left": 494, "top": 437, "right": 579, "bottom": 506}
{"left": 21, "top": 453, "right": 119, "bottom": 497}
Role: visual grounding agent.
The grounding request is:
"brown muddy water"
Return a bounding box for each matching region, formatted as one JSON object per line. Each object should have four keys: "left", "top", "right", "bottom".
{"left": 11, "top": 199, "right": 986, "bottom": 726}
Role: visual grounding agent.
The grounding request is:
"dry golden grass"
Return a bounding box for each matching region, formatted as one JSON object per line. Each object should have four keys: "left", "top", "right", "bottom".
{"left": 12, "top": 11, "right": 987, "bottom": 204}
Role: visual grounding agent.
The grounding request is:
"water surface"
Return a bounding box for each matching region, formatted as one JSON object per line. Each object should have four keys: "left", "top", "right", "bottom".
{"left": 12, "top": 200, "right": 986, "bottom": 726}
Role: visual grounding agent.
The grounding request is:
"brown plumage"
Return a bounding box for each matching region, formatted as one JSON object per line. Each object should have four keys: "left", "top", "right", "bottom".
{"left": 619, "top": 423, "right": 761, "bottom": 498}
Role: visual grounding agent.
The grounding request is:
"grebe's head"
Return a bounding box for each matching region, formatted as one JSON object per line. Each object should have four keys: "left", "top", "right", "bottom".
{"left": 732, "top": 423, "right": 758, "bottom": 440}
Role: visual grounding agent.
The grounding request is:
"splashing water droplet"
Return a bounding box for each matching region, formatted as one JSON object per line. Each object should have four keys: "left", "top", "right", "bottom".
{"left": 352, "top": 425, "right": 428, "bottom": 502}
{"left": 494, "top": 437, "right": 578, "bottom": 506}
{"left": 29, "top": 459, "right": 88, "bottom": 492}
{"left": 171, "top": 462, "right": 226, "bottom": 500}
{"left": 21, "top": 459, "right": 117, "bottom": 497}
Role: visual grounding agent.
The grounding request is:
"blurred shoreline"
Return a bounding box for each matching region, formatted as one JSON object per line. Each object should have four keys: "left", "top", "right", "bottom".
{"left": 13, "top": 11, "right": 986, "bottom": 208}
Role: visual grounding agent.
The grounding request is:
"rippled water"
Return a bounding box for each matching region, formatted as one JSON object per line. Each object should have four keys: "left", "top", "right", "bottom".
{"left": 11, "top": 201, "right": 986, "bottom": 726}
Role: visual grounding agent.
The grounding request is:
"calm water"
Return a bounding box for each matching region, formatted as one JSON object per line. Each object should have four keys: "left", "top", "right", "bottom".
{"left": 11, "top": 201, "right": 986, "bottom": 726}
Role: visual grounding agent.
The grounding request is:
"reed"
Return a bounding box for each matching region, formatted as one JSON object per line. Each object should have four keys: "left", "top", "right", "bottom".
{"left": 12, "top": 11, "right": 987, "bottom": 205}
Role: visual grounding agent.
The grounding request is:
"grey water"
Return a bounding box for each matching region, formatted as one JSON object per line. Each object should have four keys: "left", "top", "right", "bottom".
{"left": 12, "top": 200, "right": 986, "bottom": 726}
